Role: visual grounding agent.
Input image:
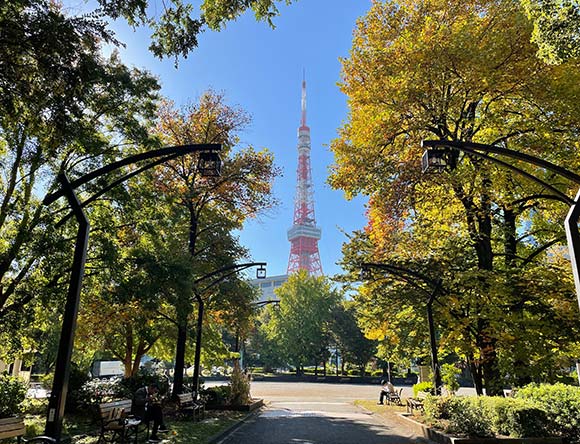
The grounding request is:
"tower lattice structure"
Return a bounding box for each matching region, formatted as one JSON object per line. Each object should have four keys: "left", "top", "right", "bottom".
{"left": 287, "top": 76, "right": 323, "bottom": 276}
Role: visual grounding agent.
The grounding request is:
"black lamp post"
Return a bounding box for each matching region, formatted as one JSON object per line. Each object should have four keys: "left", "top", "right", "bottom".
{"left": 360, "top": 262, "right": 443, "bottom": 394}
{"left": 421, "top": 139, "right": 580, "bottom": 314}
{"left": 42, "top": 144, "right": 221, "bottom": 442}
{"left": 175, "top": 262, "right": 267, "bottom": 398}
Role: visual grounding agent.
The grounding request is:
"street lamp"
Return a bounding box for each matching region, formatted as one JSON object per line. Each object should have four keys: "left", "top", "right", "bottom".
{"left": 42, "top": 143, "right": 221, "bottom": 442}
{"left": 174, "top": 262, "right": 267, "bottom": 398}
{"left": 360, "top": 262, "right": 443, "bottom": 394}
{"left": 421, "top": 139, "right": 580, "bottom": 314}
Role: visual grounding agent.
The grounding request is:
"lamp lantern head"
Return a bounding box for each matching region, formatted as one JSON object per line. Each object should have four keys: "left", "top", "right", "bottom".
{"left": 197, "top": 151, "right": 222, "bottom": 177}
{"left": 256, "top": 265, "right": 267, "bottom": 279}
{"left": 422, "top": 149, "right": 452, "bottom": 173}
{"left": 360, "top": 266, "right": 372, "bottom": 281}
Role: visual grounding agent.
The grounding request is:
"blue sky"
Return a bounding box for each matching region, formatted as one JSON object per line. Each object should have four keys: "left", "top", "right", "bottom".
{"left": 104, "top": 0, "right": 372, "bottom": 278}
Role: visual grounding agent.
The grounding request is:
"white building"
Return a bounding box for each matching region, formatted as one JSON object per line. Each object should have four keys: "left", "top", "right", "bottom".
{"left": 251, "top": 274, "right": 288, "bottom": 303}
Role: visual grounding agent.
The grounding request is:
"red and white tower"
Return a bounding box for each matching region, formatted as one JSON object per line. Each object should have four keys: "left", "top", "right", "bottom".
{"left": 287, "top": 76, "right": 323, "bottom": 276}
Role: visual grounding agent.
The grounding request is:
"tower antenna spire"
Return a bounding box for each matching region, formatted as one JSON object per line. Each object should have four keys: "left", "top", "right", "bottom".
{"left": 301, "top": 70, "right": 307, "bottom": 128}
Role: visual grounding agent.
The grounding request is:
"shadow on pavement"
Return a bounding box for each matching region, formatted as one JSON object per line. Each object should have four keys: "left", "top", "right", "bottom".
{"left": 220, "top": 409, "right": 427, "bottom": 444}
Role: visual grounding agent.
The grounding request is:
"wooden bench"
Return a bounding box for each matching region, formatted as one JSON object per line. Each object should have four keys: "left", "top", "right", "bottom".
{"left": 98, "top": 399, "right": 142, "bottom": 444}
{"left": 0, "top": 417, "right": 56, "bottom": 444}
{"left": 406, "top": 391, "right": 428, "bottom": 414}
{"left": 176, "top": 392, "right": 205, "bottom": 422}
{"left": 387, "top": 388, "right": 403, "bottom": 406}
{"left": 0, "top": 417, "right": 25, "bottom": 443}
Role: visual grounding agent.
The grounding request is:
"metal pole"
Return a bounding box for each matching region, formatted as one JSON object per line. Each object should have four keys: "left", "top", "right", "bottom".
{"left": 45, "top": 174, "right": 90, "bottom": 442}
{"left": 427, "top": 290, "right": 442, "bottom": 395}
{"left": 565, "top": 189, "right": 580, "bottom": 312}
{"left": 192, "top": 293, "right": 204, "bottom": 396}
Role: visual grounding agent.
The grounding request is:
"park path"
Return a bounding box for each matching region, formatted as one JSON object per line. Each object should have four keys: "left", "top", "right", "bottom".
{"left": 215, "top": 382, "right": 432, "bottom": 444}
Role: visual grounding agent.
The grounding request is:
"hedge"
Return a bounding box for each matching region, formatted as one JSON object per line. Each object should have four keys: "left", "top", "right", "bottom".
{"left": 515, "top": 383, "right": 580, "bottom": 442}
{"left": 424, "top": 395, "right": 550, "bottom": 438}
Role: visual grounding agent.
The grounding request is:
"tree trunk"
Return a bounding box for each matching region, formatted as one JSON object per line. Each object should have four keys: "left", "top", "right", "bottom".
{"left": 172, "top": 322, "right": 188, "bottom": 397}
{"left": 480, "top": 333, "right": 504, "bottom": 396}
{"left": 123, "top": 322, "right": 133, "bottom": 378}
{"left": 467, "top": 353, "right": 484, "bottom": 396}
{"left": 314, "top": 364, "right": 318, "bottom": 377}
{"left": 323, "top": 360, "right": 327, "bottom": 377}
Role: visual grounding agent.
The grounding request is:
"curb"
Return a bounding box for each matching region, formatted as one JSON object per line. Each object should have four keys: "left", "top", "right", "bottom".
{"left": 207, "top": 404, "right": 266, "bottom": 444}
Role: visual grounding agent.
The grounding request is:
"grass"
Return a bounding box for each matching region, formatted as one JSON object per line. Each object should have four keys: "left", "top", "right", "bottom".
{"left": 354, "top": 400, "right": 407, "bottom": 418}
{"left": 21, "top": 410, "right": 247, "bottom": 444}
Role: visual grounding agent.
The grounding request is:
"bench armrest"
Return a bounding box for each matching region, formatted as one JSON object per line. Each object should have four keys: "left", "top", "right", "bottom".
{"left": 22, "top": 436, "right": 57, "bottom": 444}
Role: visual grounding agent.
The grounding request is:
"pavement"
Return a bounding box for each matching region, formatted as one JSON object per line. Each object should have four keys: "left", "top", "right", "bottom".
{"left": 212, "top": 381, "right": 436, "bottom": 444}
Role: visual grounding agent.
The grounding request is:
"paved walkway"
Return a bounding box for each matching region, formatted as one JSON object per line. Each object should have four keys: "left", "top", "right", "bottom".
{"left": 215, "top": 382, "right": 432, "bottom": 444}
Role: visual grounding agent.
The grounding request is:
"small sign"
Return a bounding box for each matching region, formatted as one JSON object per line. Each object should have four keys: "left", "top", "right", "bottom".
{"left": 48, "top": 408, "right": 55, "bottom": 422}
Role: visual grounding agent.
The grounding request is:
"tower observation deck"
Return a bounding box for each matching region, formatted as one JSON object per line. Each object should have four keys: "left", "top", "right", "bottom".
{"left": 287, "top": 76, "right": 323, "bottom": 276}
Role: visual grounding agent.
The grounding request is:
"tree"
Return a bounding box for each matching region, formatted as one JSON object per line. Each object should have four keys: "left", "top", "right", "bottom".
{"left": 265, "top": 271, "right": 340, "bottom": 375}
{"left": 0, "top": 0, "right": 160, "bottom": 348}
{"left": 331, "top": 302, "right": 377, "bottom": 376}
{"left": 95, "top": 0, "right": 295, "bottom": 60}
{"left": 521, "top": 0, "right": 580, "bottom": 64}
{"left": 147, "top": 90, "right": 279, "bottom": 394}
{"left": 331, "top": 0, "right": 580, "bottom": 394}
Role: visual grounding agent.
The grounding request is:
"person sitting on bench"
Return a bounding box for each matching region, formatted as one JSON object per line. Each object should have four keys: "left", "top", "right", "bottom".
{"left": 134, "top": 383, "right": 168, "bottom": 442}
{"left": 378, "top": 379, "right": 395, "bottom": 405}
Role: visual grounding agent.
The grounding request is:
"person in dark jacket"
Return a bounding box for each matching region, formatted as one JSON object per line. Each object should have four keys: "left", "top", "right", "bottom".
{"left": 134, "top": 384, "right": 168, "bottom": 442}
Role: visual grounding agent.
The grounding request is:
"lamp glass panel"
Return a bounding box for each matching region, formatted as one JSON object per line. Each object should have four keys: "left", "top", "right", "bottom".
{"left": 198, "top": 152, "right": 222, "bottom": 177}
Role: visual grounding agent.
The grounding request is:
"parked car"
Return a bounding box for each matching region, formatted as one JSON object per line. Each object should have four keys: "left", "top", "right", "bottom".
{"left": 27, "top": 382, "right": 50, "bottom": 398}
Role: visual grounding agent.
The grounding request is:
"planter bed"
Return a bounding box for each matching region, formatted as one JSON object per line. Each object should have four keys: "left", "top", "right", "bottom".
{"left": 397, "top": 413, "right": 563, "bottom": 444}
{"left": 206, "top": 399, "right": 264, "bottom": 412}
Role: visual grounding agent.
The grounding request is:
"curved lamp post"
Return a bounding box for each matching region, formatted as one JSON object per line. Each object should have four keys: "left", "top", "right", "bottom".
{"left": 177, "top": 262, "right": 267, "bottom": 398}
{"left": 421, "top": 139, "right": 580, "bottom": 312}
{"left": 360, "top": 262, "right": 443, "bottom": 394}
{"left": 42, "top": 144, "right": 221, "bottom": 442}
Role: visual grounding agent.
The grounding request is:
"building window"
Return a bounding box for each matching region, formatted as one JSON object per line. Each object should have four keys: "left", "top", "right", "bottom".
{"left": 261, "top": 282, "right": 272, "bottom": 288}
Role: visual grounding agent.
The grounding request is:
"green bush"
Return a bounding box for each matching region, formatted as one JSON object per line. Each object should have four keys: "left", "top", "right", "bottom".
{"left": 424, "top": 396, "right": 494, "bottom": 437}
{"left": 441, "top": 363, "right": 461, "bottom": 395}
{"left": 424, "top": 395, "right": 551, "bottom": 439}
{"left": 200, "top": 385, "right": 231, "bottom": 405}
{"left": 65, "top": 363, "right": 91, "bottom": 413}
{"left": 515, "top": 383, "right": 580, "bottom": 441}
{"left": 21, "top": 398, "right": 49, "bottom": 416}
{"left": 229, "top": 366, "right": 251, "bottom": 405}
{"left": 413, "top": 381, "right": 434, "bottom": 397}
{"left": 0, "top": 374, "right": 26, "bottom": 417}
{"left": 119, "top": 369, "right": 170, "bottom": 398}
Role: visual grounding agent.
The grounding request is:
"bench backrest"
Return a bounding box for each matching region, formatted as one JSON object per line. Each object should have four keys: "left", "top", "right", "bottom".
{"left": 99, "top": 399, "right": 133, "bottom": 421}
{"left": 177, "top": 393, "right": 195, "bottom": 404}
{"left": 416, "top": 391, "right": 428, "bottom": 400}
{"left": 0, "top": 416, "right": 25, "bottom": 440}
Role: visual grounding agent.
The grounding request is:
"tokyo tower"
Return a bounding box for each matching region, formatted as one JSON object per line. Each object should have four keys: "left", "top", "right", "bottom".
{"left": 287, "top": 75, "right": 323, "bottom": 276}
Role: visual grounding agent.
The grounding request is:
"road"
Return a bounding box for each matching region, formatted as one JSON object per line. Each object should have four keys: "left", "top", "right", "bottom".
{"left": 214, "top": 382, "right": 433, "bottom": 444}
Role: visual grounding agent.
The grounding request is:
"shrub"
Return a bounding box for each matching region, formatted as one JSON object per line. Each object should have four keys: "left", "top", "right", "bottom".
{"left": 200, "top": 385, "right": 231, "bottom": 405}
{"left": 515, "top": 383, "right": 580, "bottom": 441}
{"left": 424, "top": 395, "right": 551, "bottom": 439}
{"left": 441, "top": 363, "right": 461, "bottom": 395}
{"left": 65, "top": 363, "right": 91, "bottom": 413}
{"left": 119, "top": 369, "right": 170, "bottom": 398}
{"left": 21, "top": 398, "right": 49, "bottom": 416}
{"left": 413, "top": 381, "right": 434, "bottom": 397}
{"left": 0, "top": 374, "right": 26, "bottom": 417}
{"left": 75, "top": 378, "right": 129, "bottom": 411}
{"left": 229, "top": 366, "right": 251, "bottom": 405}
{"left": 424, "top": 395, "right": 455, "bottom": 421}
